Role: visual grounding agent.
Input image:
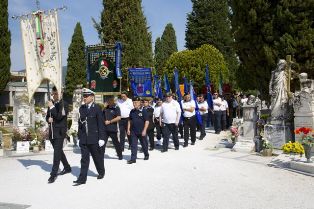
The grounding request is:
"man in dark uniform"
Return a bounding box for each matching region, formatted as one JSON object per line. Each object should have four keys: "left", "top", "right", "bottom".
{"left": 127, "top": 97, "right": 149, "bottom": 164}
{"left": 102, "top": 96, "right": 123, "bottom": 160}
{"left": 46, "top": 86, "right": 71, "bottom": 184}
{"left": 142, "top": 98, "right": 155, "bottom": 150}
{"left": 73, "top": 88, "right": 105, "bottom": 186}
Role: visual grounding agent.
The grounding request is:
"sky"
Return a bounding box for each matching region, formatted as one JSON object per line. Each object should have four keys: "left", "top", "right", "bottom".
{"left": 8, "top": 0, "right": 192, "bottom": 71}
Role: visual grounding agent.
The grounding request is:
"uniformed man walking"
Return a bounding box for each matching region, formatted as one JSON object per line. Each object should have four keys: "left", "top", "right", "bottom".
{"left": 159, "top": 93, "right": 181, "bottom": 152}
{"left": 73, "top": 88, "right": 105, "bottom": 186}
{"left": 46, "top": 86, "right": 71, "bottom": 184}
{"left": 181, "top": 93, "right": 196, "bottom": 147}
{"left": 142, "top": 98, "right": 155, "bottom": 150}
{"left": 102, "top": 96, "right": 123, "bottom": 160}
{"left": 153, "top": 98, "right": 163, "bottom": 146}
{"left": 127, "top": 97, "right": 149, "bottom": 164}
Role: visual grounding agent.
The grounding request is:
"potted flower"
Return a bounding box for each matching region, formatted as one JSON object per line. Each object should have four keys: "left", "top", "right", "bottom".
{"left": 30, "top": 137, "right": 41, "bottom": 153}
{"left": 294, "top": 127, "right": 314, "bottom": 163}
{"left": 261, "top": 139, "right": 273, "bottom": 156}
{"left": 282, "top": 141, "right": 305, "bottom": 159}
{"left": 230, "top": 126, "right": 239, "bottom": 144}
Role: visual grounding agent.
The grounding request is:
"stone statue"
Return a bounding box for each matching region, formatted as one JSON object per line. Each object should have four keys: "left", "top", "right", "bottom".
{"left": 269, "top": 59, "right": 289, "bottom": 121}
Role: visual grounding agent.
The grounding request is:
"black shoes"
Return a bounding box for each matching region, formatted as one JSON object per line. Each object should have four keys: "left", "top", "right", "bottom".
{"left": 97, "top": 174, "right": 104, "bottom": 179}
{"left": 73, "top": 180, "right": 86, "bottom": 186}
{"left": 175, "top": 147, "right": 179, "bottom": 150}
{"left": 144, "top": 155, "right": 149, "bottom": 160}
{"left": 127, "top": 160, "right": 136, "bottom": 164}
{"left": 48, "top": 176, "right": 57, "bottom": 184}
{"left": 118, "top": 155, "right": 123, "bottom": 160}
{"left": 58, "top": 168, "right": 72, "bottom": 175}
{"left": 191, "top": 142, "right": 195, "bottom": 145}
{"left": 161, "top": 149, "right": 168, "bottom": 153}
{"left": 149, "top": 147, "right": 154, "bottom": 151}
{"left": 183, "top": 144, "right": 188, "bottom": 147}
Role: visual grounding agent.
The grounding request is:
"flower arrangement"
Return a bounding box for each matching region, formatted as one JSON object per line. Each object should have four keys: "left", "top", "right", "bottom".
{"left": 12, "top": 127, "right": 32, "bottom": 142}
{"left": 35, "top": 127, "right": 49, "bottom": 141}
{"left": 294, "top": 127, "right": 314, "bottom": 147}
{"left": 282, "top": 141, "right": 304, "bottom": 155}
{"left": 230, "top": 126, "right": 239, "bottom": 143}
{"left": 262, "top": 139, "right": 273, "bottom": 150}
{"left": 30, "top": 138, "right": 41, "bottom": 147}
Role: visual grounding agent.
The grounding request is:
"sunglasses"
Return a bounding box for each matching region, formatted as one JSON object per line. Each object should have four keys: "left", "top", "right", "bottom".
{"left": 83, "top": 95, "right": 90, "bottom": 98}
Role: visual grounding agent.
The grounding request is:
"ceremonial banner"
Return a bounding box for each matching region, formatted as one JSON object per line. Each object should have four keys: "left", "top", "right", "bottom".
{"left": 20, "top": 11, "right": 62, "bottom": 102}
{"left": 128, "top": 68, "right": 152, "bottom": 97}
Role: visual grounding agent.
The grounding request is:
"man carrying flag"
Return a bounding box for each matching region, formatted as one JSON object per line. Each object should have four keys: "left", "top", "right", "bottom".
{"left": 205, "top": 65, "right": 213, "bottom": 127}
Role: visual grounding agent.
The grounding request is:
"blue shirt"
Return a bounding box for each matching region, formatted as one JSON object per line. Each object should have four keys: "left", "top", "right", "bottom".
{"left": 129, "top": 108, "right": 148, "bottom": 135}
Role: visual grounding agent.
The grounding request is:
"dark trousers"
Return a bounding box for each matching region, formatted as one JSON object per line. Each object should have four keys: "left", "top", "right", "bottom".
{"left": 147, "top": 128, "right": 155, "bottom": 149}
{"left": 178, "top": 123, "right": 184, "bottom": 138}
{"left": 221, "top": 110, "right": 227, "bottom": 131}
{"left": 200, "top": 113, "right": 208, "bottom": 137}
{"left": 183, "top": 116, "right": 196, "bottom": 145}
{"left": 162, "top": 123, "right": 179, "bottom": 151}
{"left": 214, "top": 111, "right": 222, "bottom": 133}
{"left": 50, "top": 138, "right": 70, "bottom": 177}
{"left": 154, "top": 118, "right": 162, "bottom": 140}
{"left": 119, "top": 118, "right": 131, "bottom": 151}
{"left": 130, "top": 133, "right": 149, "bottom": 161}
{"left": 78, "top": 143, "right": 104, "bottom": 182}
{"left": 104, "top": 131, "right": 122, "bottom": 158}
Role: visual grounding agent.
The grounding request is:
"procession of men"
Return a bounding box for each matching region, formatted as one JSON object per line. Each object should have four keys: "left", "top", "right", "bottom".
{"left": 45, "top": 85, "right": 242, "bottom": 186}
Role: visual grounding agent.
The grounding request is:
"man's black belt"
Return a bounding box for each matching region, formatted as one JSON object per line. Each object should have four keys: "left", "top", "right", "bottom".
{"left": 121, "top": 117, "right": 129, "bottom": 120}
{"left": 184, "top": 115, "right": 195, "bottom": 120}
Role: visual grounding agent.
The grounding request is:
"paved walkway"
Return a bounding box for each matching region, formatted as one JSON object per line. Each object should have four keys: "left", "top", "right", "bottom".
{"left": 0, "top": 130, "right": 313, "bottom": 209}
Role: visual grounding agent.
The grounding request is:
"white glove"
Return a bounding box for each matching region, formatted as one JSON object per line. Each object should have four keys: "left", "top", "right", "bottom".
{"left": 98, "top": 140, "right": 105, "bottom": 147}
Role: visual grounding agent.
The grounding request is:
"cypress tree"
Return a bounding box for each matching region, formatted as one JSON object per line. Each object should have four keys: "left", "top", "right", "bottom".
{"left": 97, "top": 0, "right": 153, "bottom": 69}
{"left": 0, "top": 0, "right": 11, "bottom": 93}
{"left": 64, "top": 23, "right": 86, "bottom": 98}
{"left": 185, "top": 0, "right": 238, "bottom": 84}
{"left": 230, "top": 0, "right": 314, "bottom": 96}
{"left": 154, "top": 23, "right": 178, "bottom": 75}
{"left": 154, "top": 37, "right": 163, "bottom": 74}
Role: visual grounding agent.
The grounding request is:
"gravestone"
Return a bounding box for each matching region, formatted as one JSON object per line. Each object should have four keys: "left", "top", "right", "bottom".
{"left": 13, "top": 92, "right": 35, "bottom": 130}
{"left": 264, "top": 124, "right": 291, "bottom": 149}
{"left": 293, "top": 73, "right": 314, "bottom": 145}
{"left": 232, "top": 102, "right": 258, "bottom": 153}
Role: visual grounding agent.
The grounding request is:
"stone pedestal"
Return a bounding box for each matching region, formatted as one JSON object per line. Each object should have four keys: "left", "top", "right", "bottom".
{"left": 2, "top": 134, "right": 12, "bottom": 150}
{"left": 233, "top": 104, "right": 257, "bottom": 153}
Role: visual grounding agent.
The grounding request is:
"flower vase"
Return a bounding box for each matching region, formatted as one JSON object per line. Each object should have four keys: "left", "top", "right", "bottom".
{"left": 303, "top": 144, "right": 312, "bottom": 163}
{"left": 262, "top": 148, "right": 272, "bottom": 157}
{"left": 33, "top": 145, "right": 40, "bottom": 153}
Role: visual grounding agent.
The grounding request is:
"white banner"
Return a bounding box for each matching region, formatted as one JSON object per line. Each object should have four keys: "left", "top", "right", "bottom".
{"left": 20, "top": 10, "right": 62, "bottom": 102}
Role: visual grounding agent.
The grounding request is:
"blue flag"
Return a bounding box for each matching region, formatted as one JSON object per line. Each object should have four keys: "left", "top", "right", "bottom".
{"left": 205, "top": 64, "right": 213, "bottom": 109}
{"left": 190, "top": 81, "right": 202, "bottom": 126}
{"left": 174, "top": 68, "right": 184, "bottom": 124}
{"left": 154, "top": 75, "right": 163, "bottom": 99}
{"left": 183, "top": 76, "right": 189, "bottom": 94}
{"left": 164, "top": 74, "right": 171, "bottom": 93}
{"left": 114, "top": 42, "right": 123, "bottom": 79}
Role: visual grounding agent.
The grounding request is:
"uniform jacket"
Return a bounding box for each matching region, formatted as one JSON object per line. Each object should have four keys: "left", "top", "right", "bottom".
{"left": 46, "top": 99, "right": 68, "bottom": 140}
{"left": 78, "top": 103, "right": 105, "bottom": 145}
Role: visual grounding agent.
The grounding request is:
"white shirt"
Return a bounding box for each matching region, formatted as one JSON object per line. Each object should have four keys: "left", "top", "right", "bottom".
{"left": 213, "top": 97, "right": 222, "bottom": 111}
{"left": 220, "top": 100, "right": 228, "bottom": 111}
{"left": 181, "top": 100, "right": 196, "bottom": 118}
{"left": 160, "top": 99, "right": 181, "bottom": 124}
{"left": 117, "top": 98, "right": 134, "bottom": 118}
{"left": 154, "top": 105, "right": 162, "bottom": 118}
{"left": 198, "top": 101, "right": 208, "bottom": 115}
